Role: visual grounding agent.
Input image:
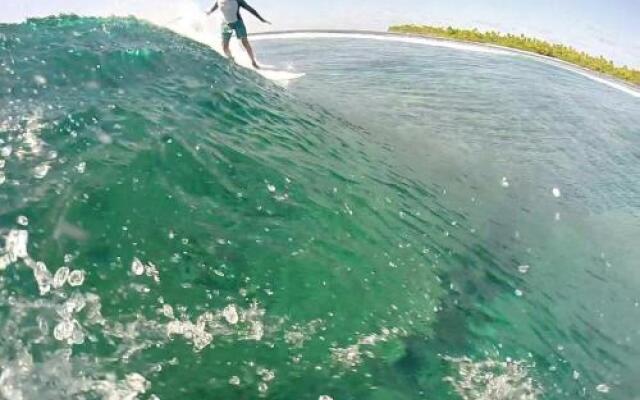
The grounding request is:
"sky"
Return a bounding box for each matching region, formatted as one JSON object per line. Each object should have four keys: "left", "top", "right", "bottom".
{"left": 3, "top": 0, "right": 640, "bottom": 68}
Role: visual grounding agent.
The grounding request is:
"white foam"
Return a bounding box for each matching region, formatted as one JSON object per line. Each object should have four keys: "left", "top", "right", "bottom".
{"left": 564, "top": 65, "right": 640, "bottom": 98}
{"left": 513, "top": 49, "right": 640, "bottom": 98}
{"left": 250, "top": 31, "right": 640, "bottom": 99}
{"left": 444, "top": 356, "right": 543, "bottom": 399}
{"left": 3, "top": 230, "right": 29, "bottom": 263}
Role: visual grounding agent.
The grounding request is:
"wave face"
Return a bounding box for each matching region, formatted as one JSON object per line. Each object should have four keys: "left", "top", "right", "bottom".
{"left": 0, "top": 16, "right": 455, "bottom": 399}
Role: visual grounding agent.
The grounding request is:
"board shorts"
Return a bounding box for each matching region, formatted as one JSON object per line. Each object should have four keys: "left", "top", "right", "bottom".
{"left": 221, "top": 20, "right": 248, "bottom": 41}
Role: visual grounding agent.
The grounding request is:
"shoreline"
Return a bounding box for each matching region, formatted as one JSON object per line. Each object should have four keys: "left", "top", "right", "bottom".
{"left": 252, "top": 29, "right": 640, "bottom": 94}
{"left": 389, "top": 25, "right": 639, "bottom": 87}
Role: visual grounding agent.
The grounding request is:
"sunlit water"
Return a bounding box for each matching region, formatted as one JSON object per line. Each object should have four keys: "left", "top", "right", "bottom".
{"left": 0, "top": 17, "right": 639, "bottom": 400}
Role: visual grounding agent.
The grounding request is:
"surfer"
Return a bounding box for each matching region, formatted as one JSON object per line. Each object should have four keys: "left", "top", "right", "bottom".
{"left": 207, "top": 0, "right": 270, "bottom": 69}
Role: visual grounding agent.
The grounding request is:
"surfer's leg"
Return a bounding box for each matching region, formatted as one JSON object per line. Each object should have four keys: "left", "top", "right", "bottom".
{"left": 222, "top": 38, "right": 233, "bottom": 60}
{"left": 241, "top": 38, "right": 259, "bottom": 69}
{"left": 235, "top": 21, "right": 259, "bottom": 69}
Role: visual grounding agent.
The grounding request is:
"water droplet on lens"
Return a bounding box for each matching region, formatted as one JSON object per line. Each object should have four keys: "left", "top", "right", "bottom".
{"left": 68, "top": 269, "right": 85, "bottom": 286}
{"left": 33, "top": 74, "right": 47, "bottom": 85}
{"left": 97, "top": 132, "right": 113, "bottom": 144}
{"left": 53, "top": 319, "right": 73, "bottom": 340}
{"left": 70, "top": 320, "right": 85, "bottom": 344}
{"left": 53, "top": 267, "right": 70, "bottom": 288}
{"left": 126, "top": 373, "right": 148, "bottom": 392}
{"left": 223, "top": 304, "right": 239, "bottom": 325}
{"left": 131, "top": 257, "right": 145, "bottom": 276}
{"left": 34, "top": 163, "right": 51, "bottom": 179}
{"left": 1, "top": 145, "right": 12, "bottom": 157}
{"left": 162, "top": 304, "right": 174, "bottom": 318}
{"left": 34, "top": 261, "right": 52, "bottom": 295}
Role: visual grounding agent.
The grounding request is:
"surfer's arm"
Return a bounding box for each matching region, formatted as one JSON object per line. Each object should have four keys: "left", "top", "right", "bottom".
{"left": 206, "top": 2, "right": 219, "bottom": 15}
{"left": 238, "top": 0, "right": 270, "bottom": 23}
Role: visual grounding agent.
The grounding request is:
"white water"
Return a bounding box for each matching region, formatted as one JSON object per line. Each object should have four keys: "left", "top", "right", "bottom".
{"left": 125, "top": 2, "right": 304, "bottom": 82}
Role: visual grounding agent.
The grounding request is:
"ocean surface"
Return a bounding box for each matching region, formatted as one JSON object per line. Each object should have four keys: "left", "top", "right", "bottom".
{"left": 1, "top": 16, "right": 639, "bottom": 400}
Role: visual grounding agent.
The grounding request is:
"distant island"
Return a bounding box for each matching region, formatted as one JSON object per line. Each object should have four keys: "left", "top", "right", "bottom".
{"left": 389, "top": 25, "right": 640, "bottom": 86}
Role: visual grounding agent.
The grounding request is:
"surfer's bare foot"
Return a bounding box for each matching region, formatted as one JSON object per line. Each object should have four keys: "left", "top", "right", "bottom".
{"left": 252, "top": 62, "right": 260, "bottom": 69}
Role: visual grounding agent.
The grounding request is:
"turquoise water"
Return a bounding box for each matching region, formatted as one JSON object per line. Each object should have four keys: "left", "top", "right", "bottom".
{"left": 257, "top": 38, "right": 640, "bottom": 398}
{"left": 0, "top": 17, "right": 639, "bottom": 399}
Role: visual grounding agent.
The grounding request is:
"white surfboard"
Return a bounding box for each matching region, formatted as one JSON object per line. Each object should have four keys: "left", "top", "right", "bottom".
{"left": 243, "top": 63, "right": 305, "bottom": 82}
{"left": 229, "top": 49, "right": 305, "bottom": 83}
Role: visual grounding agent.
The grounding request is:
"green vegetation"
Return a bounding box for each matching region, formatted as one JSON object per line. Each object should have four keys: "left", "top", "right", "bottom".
{"left": 389, "top": 24, "right": 640, "bottom": 86}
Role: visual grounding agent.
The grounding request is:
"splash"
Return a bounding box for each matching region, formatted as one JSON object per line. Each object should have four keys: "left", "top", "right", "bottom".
{"left": 444, "top": 356, "right": 543, "bottom": 400}
{"left": 120, "top": 1, "right": 304, "bottom": 81}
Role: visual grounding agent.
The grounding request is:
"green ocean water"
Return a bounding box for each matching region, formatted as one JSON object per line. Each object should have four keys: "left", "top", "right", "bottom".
{"left": 1, "top": 16, "right": 640, "bottom": 400}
